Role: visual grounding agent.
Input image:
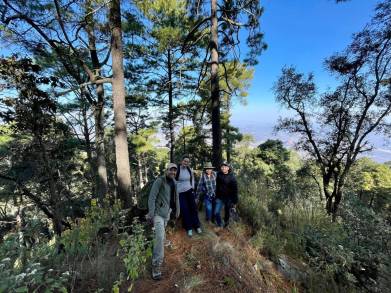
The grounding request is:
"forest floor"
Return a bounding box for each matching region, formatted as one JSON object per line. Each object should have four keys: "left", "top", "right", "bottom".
{"left": 132, "top": 215, "right": 294, "bottom": 293}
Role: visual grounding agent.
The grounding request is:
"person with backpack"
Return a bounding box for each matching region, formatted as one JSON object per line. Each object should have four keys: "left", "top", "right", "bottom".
{"left": 196, "top": 162, "right": 217, "bottom": 223}
{"left": 176, "top": 155, "right": 201, "bottom": 237}
{"left": 146, "top": 163, "right": 180, "bottom": 280}
{"left": 214, "top": 161, "right": 238, "bottom": 229}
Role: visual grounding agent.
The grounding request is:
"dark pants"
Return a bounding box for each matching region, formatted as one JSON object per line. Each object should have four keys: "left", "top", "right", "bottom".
{"left": 179, "top": 189, "right": 200, "bottom": 231}
{"left": 214, "top": 198, "right": 232, "bottom": 227}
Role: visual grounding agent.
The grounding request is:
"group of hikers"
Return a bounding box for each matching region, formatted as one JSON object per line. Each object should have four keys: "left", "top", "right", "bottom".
{"left": 145, "top": 155, "right": 239, "bottom": 280}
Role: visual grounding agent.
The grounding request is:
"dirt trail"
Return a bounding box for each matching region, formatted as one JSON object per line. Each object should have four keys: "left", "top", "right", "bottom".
{"left": 132, "top": 216, "right": 293, "bottom": 293}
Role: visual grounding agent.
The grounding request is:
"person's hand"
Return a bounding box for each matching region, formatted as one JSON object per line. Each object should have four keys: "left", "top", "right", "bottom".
{"left": 195, "top": 198, "right": 199, "bottom": 205}
{"left": 145, "top": 214, "right": 153, "bottom": 225}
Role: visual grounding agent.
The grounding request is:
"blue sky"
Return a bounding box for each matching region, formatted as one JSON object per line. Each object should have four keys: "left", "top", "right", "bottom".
{"left": 231, "top": 0, "right": 391, "bottom": 162}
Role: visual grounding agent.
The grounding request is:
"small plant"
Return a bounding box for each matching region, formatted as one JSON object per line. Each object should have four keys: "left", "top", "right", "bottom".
{"left": 119, "top": 219, "right": 152, "bottom": 283}
{"left": 184, "top": 248, "right": 199, "bottom": 269}
{"left": 223, "top": 275, "right": 235, "bottom": 288}
{"left": 182, "top": 275, "right": 204, "bottom": 291}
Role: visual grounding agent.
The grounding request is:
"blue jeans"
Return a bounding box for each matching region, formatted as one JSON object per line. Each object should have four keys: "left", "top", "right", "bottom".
{"left": 214, "top": 198, "right": 232, "bottom": 227}
{"left": 204, "top": 197, "right": 215, "bottom": 221}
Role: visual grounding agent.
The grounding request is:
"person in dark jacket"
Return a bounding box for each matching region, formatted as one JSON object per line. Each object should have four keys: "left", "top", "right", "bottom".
{"left": 214, "top": 161, "right": 238, "bottom": 228}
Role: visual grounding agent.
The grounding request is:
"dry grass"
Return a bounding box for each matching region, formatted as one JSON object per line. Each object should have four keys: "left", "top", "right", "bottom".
{"left": 70, "top": 239, "right": 125, "bottom": 293}
{"left": 132, "top": 215, "right": 293, "bottom": 293}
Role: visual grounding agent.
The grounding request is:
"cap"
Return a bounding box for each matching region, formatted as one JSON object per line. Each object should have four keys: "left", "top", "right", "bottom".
{"left": 166, "top": 163, "right": 178, "bottom": 170}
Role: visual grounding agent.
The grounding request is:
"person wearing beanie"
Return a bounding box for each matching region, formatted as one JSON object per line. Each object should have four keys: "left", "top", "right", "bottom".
{"left": 147, "top": 163, "right": 180, "bottom": 280}
{"left": 176, "top": 155, "right": 202, "bottom": 237}
{"left": 214, "top": 161, "right": 238, "bottom": 228}
{"left": 196, "top": 162, "right": 217, "bottom": 223}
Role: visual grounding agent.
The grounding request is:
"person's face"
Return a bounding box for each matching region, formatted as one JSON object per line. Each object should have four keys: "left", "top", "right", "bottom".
{"left": 182, "top": 157, "right": 190, "bottom": 167}
{"left": 168, "top": 167, "right": 177, "bottom": 179}
{"left": 205, "top": 169, "right": 213, "bottom": 175}
{"left": 221, "top": 165, "right": 229, "bottom": 174}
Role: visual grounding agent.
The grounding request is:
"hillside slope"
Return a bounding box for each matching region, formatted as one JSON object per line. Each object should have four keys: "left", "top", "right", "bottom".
{"left": 133, "top": 218, "right": 293, "bottom": 293}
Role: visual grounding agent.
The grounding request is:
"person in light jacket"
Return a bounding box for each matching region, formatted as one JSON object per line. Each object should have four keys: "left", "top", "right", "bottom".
{"left": 176, "top": 155, "right": 201, "bottom": 237}
{"left": 147, "top": 163, "right": 180, "bottom": 280}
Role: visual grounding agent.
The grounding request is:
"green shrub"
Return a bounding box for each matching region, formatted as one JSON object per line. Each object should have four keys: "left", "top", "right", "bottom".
{"left": 0, "top": 229, "right": 69, "bottom": 292}
{"left": 119, "top": 219, "right": 152, "bottom": 282}
{"left": 0, "top": 258, "right": 69, "bottom": 293}
{"left": 250, "top": 229, "right": 285, "bottom": 261}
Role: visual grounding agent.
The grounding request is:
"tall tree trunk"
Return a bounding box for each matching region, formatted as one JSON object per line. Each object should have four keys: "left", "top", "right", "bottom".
{"left": 167, "top": 49, "right": 175, "bottom": 163}
{"left": 110, "top": 0, "right": 132, "bottom": 208}
{"left": 143, "top": 154, "right": 149, "bottom": 184}
{"left": 210, "top": 0, "right": 222, "bottom": 167}
{"left": 37, "top": 137, "right": 62, "bottom": 235}
{"left": 323, "top": 173, "right": 333, "bottom": 214}
{"left": 182, "top": 118, "right": 186, "bottom": 154}
{"left": 86, "top": 0, "right": 108, "bottom": 203}
{"left": 93, "top": 101, "right": 108, "bottom": 201}
{"left": 226, "top": 127, "right": 231, "bottom": 162}
{"left": 81, "top": 92, "right": 96, "bottom": 197}
{"left": 369, "top": 193, "right": 375, "bottom": 208}
{"left": 137, "top": 154, "right": 144, "bottom": 190}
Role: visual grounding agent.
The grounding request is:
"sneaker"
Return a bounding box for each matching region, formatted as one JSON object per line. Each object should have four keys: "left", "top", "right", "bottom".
{"left": 187, "top": 230, "right": 193, "bottom": 237}
{"left": 151, "top": 266, "right": 162, "bottom": 280}
{"left": 196, "top": 227, "right": 202, "bottom": 234}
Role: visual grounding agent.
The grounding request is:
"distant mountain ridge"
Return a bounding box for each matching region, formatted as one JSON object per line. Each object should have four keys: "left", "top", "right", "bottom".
{"left": 233, "top": 121, "right": 391, "bottom": 163}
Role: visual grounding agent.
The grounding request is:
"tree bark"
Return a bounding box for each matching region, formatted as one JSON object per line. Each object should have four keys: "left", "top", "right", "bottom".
{"left": 93, "top": 101, "right": 108, "bottom": 201}
{"left": 210, "top": 0, "right": 222, "bottom": 167}
{"left": 86, "top": 0, "right": 108, "bottom": 203}
{"left": 226, "top": 127, "right": 231, "bottom": 162}
{"left": 81, "top": 92, "right": 96, "bottom": 197}
{"left": 110, "top": 0, "right": 133, "bottom": 208}
{"left": 167, "top": 49, "right": 175, "bottom": 163}
{"left": 36, "top": 136, "right": 63, "bottom": 235}
{"left": 143, "top": 154, "right": 149, "bottom": 184}
{"left": 137, "top": 154, "right": 144, "bottom": 190}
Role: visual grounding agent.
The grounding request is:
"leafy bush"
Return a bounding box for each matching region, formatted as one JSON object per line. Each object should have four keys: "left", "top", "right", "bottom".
{"left": 0, "top": 226, "right": 69, "bottom": 292}
{"left": 237, "top": 167, "right": 391, "bottom": 292}
{"left": 115, "top": 219, "right": 151, "bottom": 291}
{"left": 60, "top": 201, "right": 119, "bottom": 257}
{"left": 0, "top": 201, "right": 153, "bottom": 293}
{"left": 120, "top": 219, "right": 151, "bottom": 281}
{"left": 0, "top": 258, "right": 69, "bottom": 293}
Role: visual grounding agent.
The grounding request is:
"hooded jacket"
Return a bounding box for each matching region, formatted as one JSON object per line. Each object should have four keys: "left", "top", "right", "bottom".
{"left": 148, "top": 172, "right": 180, "bottom": 219}
{"left": 215, "top": 169, "right": 238, "bottom": 204}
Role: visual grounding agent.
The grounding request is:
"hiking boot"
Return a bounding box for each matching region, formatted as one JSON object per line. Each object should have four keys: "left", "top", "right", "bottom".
{"left": 196, "top": 227, "right": 202, "bottom": 234}
{"left": 187, "top": 230, "right": 193, "bottom": 237}
{"left": 151, "top": 266, "right": 162, "bottom": 280}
